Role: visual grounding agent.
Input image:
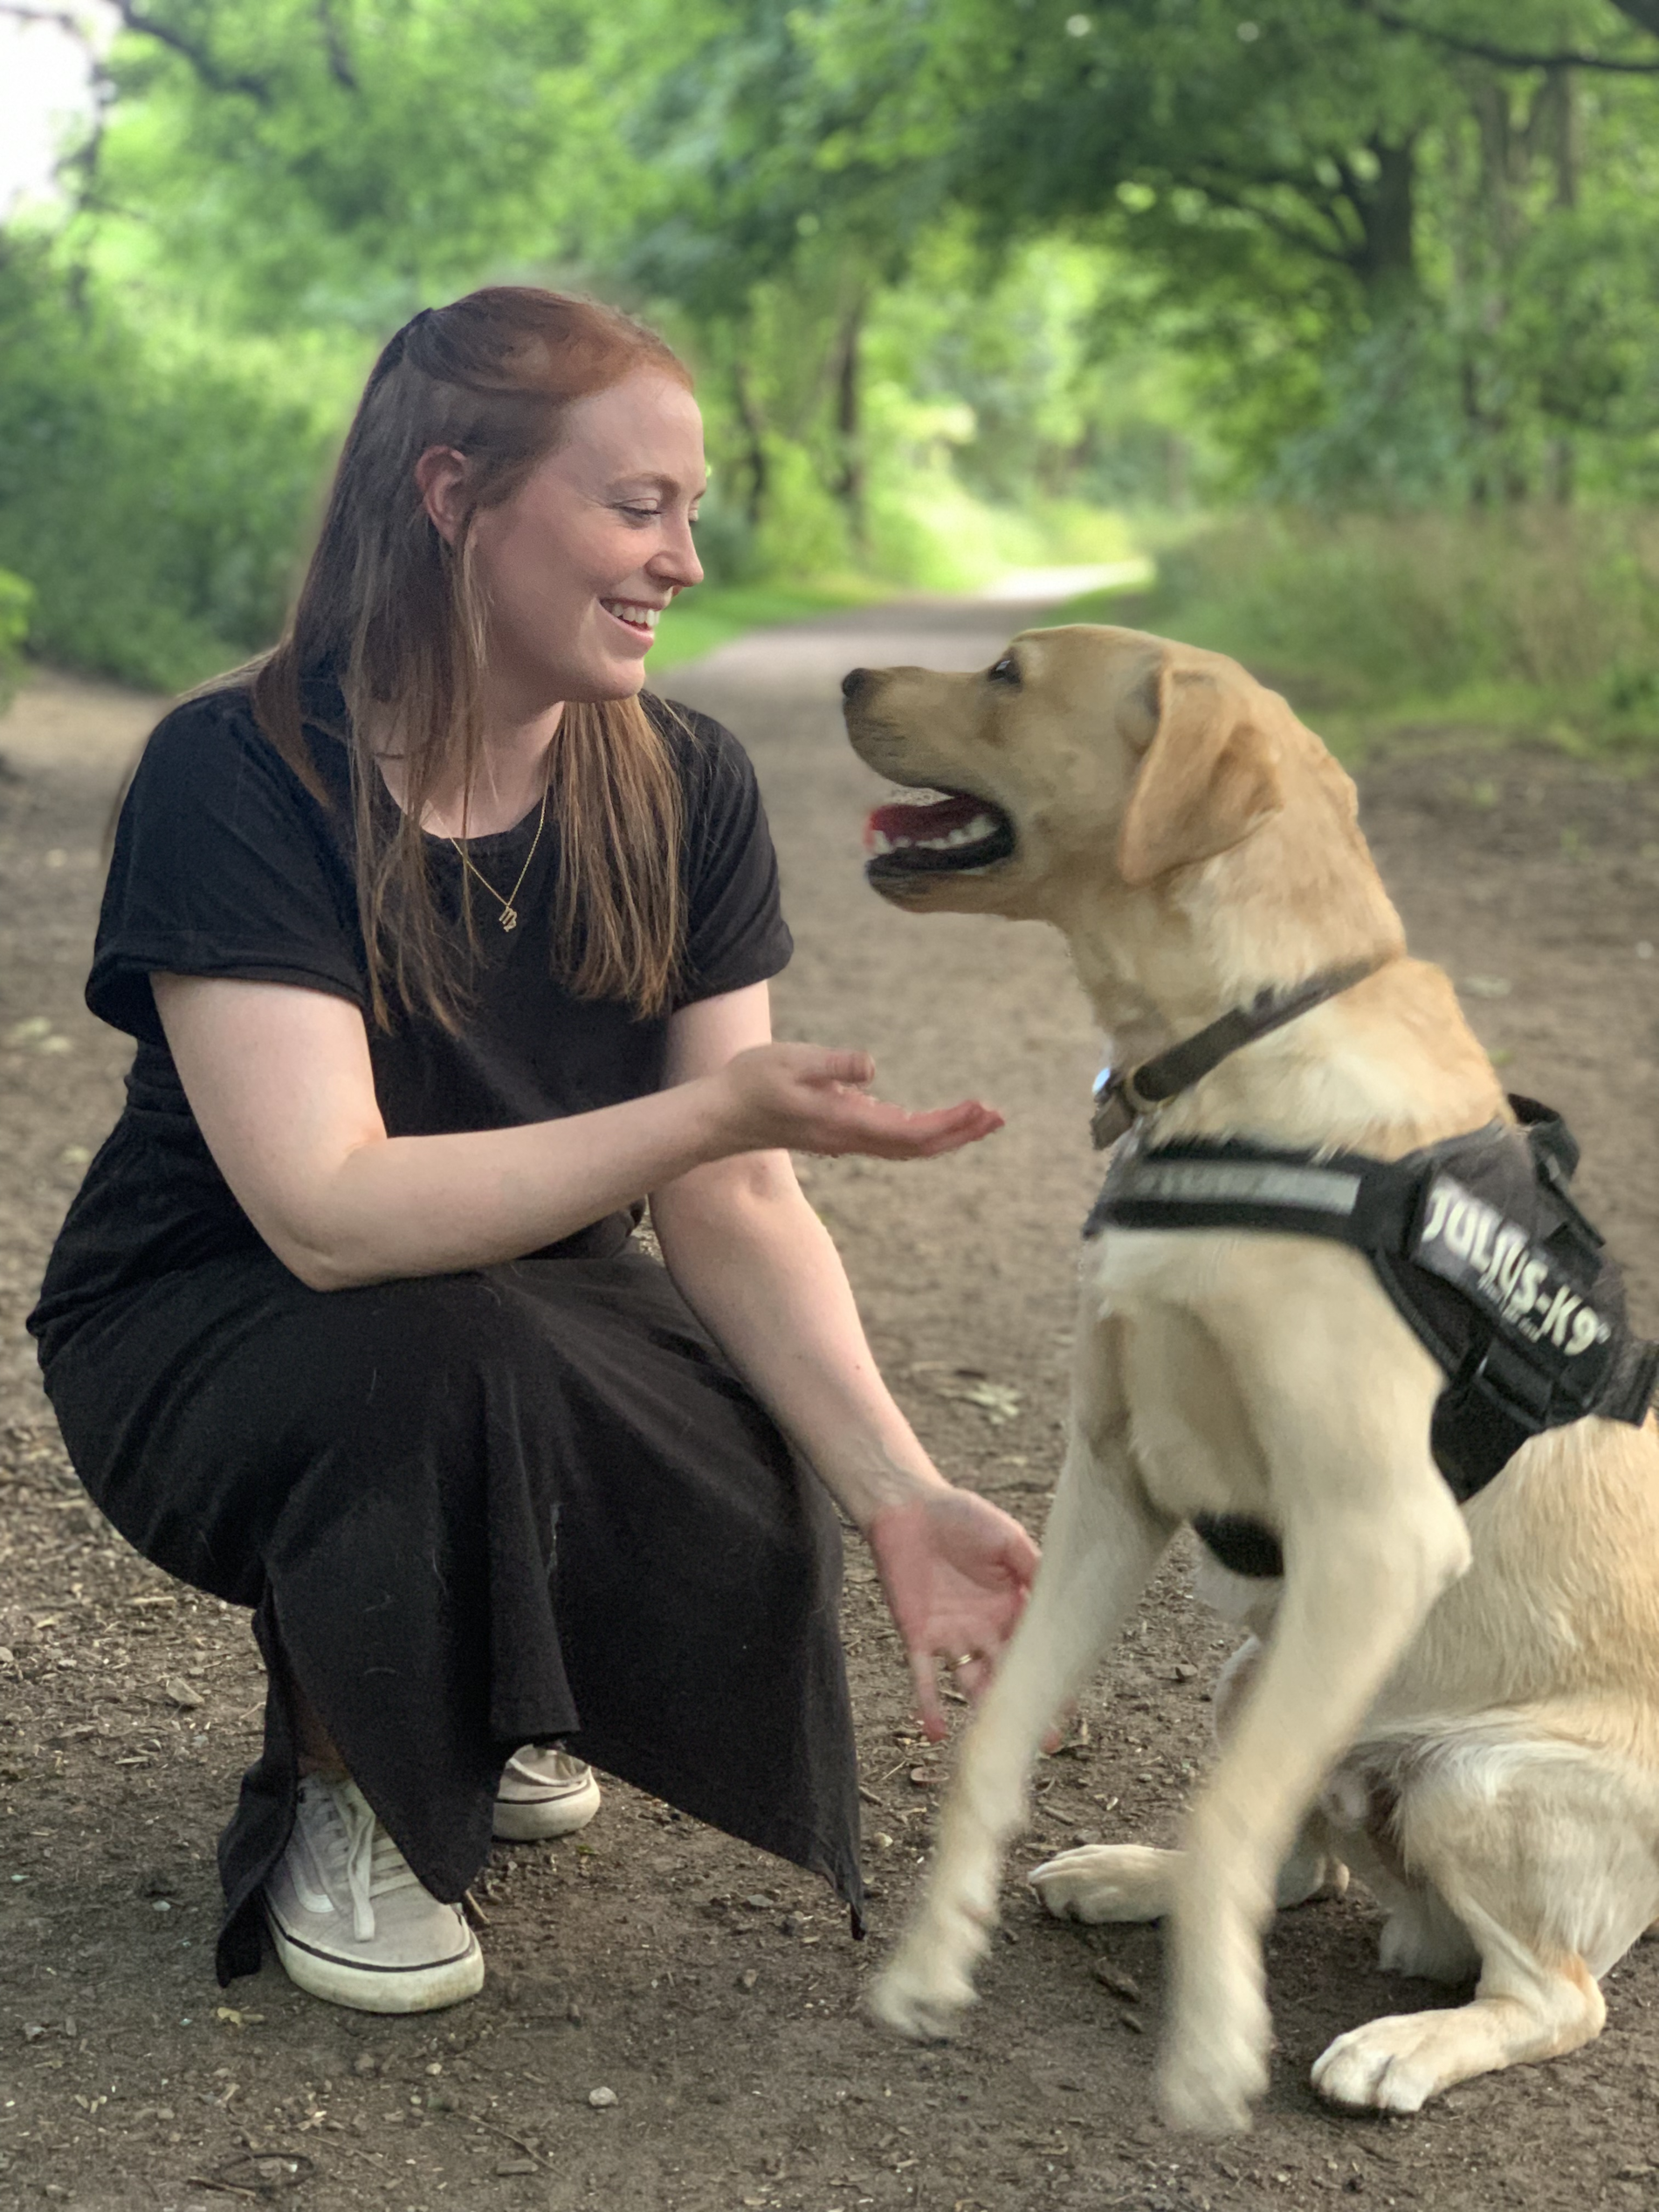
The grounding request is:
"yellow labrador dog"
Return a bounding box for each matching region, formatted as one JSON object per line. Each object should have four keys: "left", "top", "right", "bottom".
{"left": 843, "top": 624, "right": 1659, "bottom": 2132}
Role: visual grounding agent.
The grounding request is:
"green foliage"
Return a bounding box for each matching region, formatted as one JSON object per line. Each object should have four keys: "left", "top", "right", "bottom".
{"left": 88, "top": 0, "right": 618, "bottom": 328}
{"left": 8, "top": 0, "right": 1659, "bottom": 703}
{"left": 646, "top": 580, "right": 882, "bottom": 672}
{"left": 0, "top": 565, "right": 32, "bottom": 709}
{"left": 1084, "top": 506, "right": 1659, "bottom": 744}
{"left": 797, "top": 0, "right": 1659, "bottom": 503}
{"left": 0, "top": 244, "right": 338, "bottom": 689}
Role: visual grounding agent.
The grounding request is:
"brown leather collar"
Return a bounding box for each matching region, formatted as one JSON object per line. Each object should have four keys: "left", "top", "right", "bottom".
{"left": 1090, "top": 960, "right": 1387, "bottom": 1151}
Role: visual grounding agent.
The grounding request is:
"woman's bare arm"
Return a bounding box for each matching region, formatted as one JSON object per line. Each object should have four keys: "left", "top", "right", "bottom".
{"left": 652, "top": 987, "right": 941, "bottom": 1523}
{"left": 151, "top": 974, "right": 1000, "bottom": 1292}
{"left": 651, "top": 987, "right": 1037, "bottom": 1733}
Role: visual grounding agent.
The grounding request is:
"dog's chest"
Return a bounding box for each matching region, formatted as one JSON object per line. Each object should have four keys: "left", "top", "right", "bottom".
{"left": 1082, "top": 1225, "right": 1415, "bottom": 1526}
{"left": 1084, "top": 1239, "right": 1272, "bottom": 1521}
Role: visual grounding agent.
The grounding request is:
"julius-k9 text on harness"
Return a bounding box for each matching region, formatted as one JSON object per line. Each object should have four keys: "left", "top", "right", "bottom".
{"left": 1084, "top": 969, "right": 1659, "bottom": 1580}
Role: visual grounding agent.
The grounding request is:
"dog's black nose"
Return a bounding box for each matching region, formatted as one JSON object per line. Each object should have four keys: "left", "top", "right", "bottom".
{"left": 841, "top": 666, "right": 870, "bottom": 702}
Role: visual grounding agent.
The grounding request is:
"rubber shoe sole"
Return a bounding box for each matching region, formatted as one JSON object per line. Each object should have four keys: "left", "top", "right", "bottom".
{"left": 266, "top": 1910, "right": 484, "bottom": 2015}
{"left": 492, "top": 1762, "right": 602, "bottom": 1843}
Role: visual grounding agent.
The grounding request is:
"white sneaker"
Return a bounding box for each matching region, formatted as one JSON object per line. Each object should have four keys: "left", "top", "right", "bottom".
{"left": 264, "top": 1774, "right": 483, "bottom": 2014}
{"left": 492, "top": 1747, "right": 602, "bottom": 1842}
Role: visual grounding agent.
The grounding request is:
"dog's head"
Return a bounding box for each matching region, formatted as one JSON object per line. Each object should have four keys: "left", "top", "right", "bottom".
{"left": 843, "top": 624, "right": 1349, "bottom": 925}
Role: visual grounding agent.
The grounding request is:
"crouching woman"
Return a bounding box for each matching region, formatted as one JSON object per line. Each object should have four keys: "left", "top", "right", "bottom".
{"left": 27, "top": 286, "right": 1036, "bottom": 2014}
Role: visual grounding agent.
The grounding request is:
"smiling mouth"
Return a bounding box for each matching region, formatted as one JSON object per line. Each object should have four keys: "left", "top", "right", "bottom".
{"left": 863, "top": 788, "right": 1016, "bottom": 881}
{"left": 601, "top": 597, "right": 665, "bottom": 637}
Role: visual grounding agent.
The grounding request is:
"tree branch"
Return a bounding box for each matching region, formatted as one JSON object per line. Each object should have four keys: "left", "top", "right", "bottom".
{"left": 314, "top": 0, "right": 358, "bottom": 93}
{"left": 1350, "top": 0, "right": 1659, "bottom": 75}
{"left": 109, "top": 1, "right": 272, "bottom": 102}
{"left": 0, "top": 3, "right": 86, "bottom": 34}
{"left": 1167, "top": 152, "right": 1373, "bottom": 260}
{"left": 1179, "top": 173, "right": 1361, "bottom": 269}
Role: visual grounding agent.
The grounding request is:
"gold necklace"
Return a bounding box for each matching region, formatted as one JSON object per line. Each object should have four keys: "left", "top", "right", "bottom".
{"left": 448, "top": 782, "right": 548, "bottom": 933}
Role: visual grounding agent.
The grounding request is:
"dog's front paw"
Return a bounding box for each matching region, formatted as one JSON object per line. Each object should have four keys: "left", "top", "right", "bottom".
{"left": 1029, "top": 1844, "right": 1177, "bottom": 1925}
{"left": 866, "top": 1939, "right": 979, "bottom": 2045}
{"left": 1156, "top": 2002, "right": 1271, "bottom": 2134}
{"left": 1157, "top": 1951, "right": 1272, "bottom": 2134}
{"left": 1312, "top": 2010, "right": 1466, "bottom": 2113}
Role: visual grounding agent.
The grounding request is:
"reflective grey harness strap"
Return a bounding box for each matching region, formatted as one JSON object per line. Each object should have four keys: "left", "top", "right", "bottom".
{"left": 1084, "top": 1136, "right": 1423, "bottom": 1253}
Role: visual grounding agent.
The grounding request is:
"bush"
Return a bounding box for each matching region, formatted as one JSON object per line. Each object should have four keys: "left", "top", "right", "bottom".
{"left": 0, "top": 565, "right": 31, "bottom": 709}
{"left": 1135, "top": 507, "right": 1659, "bottom": 743}
{"left": 0, "top": 247, "right": 336, "bottom": 692}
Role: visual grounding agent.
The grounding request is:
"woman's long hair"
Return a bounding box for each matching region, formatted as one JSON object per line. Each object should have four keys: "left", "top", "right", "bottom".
{"left": 251, "top": 286, "right": 691, "bottom": 1030}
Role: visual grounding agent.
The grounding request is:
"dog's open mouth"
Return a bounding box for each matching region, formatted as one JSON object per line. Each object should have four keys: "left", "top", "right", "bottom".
{"left": 863, "top": 788, "right": 1015, "bottom": 881}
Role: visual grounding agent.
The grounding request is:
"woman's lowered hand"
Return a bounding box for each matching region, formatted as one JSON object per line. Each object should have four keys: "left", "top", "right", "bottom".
{"left": 709, "top": 1041, "right": 1002, "bottom": 1161}
{"left": 865, "top": 1486, "right": 1040, "bottom": 1742}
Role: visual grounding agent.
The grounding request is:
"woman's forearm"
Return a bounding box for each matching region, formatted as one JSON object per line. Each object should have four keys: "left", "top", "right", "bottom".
{"left": 651, "top": 1154, "right": 947, "bottom": 1530}
{"left": 285, "top": 1084, "right": 733, "bottom": 1289}
{"left": 153, "top": 975, "right": 740, "bottom": 1290}
{"left": 154, "top": 975, "right": 1002, "bottom": 1294}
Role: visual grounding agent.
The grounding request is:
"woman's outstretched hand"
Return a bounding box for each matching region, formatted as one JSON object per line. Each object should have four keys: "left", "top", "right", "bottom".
{"left": 866, "top": 1487, "right": 1040, "bottom": 1741}
{"left": 712, "top": 1042, "right": 1002, "bottom": 1161}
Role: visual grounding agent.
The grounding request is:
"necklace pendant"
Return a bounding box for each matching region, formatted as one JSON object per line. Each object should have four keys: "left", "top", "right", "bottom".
{"left": 499, "top": 906, "right": 519, "bottom": 933}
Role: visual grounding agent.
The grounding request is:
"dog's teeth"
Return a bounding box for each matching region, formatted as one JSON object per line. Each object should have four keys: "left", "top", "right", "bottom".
{"left": 910, "top": 817, "right": 1002, "bottom": 853}
{"left": 870, "top": 830, "right": 894, "bottom": 855}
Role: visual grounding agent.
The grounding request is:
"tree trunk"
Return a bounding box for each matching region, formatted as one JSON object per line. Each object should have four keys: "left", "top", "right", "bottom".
{"left": 1540, "top": 63, "right": 1578, "bottom": 210}
{"left": 1353, "top": 134, "right": 1419, "bottom": 310}
{"left": 732, "top": 358, "right": 769, "bottom": 531}
{"left": 830, "top": 300, "right": 865, "bottom": 547}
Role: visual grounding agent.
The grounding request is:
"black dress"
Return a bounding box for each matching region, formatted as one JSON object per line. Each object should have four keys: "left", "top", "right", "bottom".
{"left": 27, "top": 680, "right": 864, "bottom": 1984}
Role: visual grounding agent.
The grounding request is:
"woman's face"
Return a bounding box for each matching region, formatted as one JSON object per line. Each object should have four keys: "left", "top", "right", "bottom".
{"left": 422, "top": 368, "right": 706, "bottom": 711}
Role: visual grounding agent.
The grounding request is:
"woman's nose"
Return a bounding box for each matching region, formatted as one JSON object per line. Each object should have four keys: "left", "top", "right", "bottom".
{"left": 652, "top": 516, "right": 703, "bottom": 590}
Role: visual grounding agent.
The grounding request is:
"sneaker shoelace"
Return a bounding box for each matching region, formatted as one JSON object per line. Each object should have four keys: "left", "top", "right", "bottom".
{"left": 326, "top": 1781, "right": 424, "bottom": 1944}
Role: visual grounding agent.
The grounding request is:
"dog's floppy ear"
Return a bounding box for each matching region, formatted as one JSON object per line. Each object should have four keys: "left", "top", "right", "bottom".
{"left": 1117, "top": 663, "right": 1284, "bottom": 885}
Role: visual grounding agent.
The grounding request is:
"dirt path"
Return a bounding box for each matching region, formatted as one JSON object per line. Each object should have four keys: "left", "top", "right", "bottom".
{"left": 3, "top": 614, "right": 1659, "bottom": 2212}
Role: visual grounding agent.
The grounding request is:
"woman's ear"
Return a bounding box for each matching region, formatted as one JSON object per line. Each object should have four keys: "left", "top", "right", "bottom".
{"left": 414, "top": 445, "right": 470, "bottom": 546}
{"left": 1117, "top": 663, "right": 1284, "bottom": 885}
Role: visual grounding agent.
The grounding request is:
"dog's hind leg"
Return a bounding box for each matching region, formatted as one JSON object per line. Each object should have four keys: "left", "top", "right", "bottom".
{"left": 1313, "top": 1723, "right": 1659, "bottom": 2112}
{"left": 869, "top": 1341, "right": 1174, "bottom": 2043}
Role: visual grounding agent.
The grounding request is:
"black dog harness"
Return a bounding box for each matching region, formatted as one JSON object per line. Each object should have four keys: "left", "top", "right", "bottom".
{"left": 1083, "top": 969, "right": 1658, "bottom": 1579}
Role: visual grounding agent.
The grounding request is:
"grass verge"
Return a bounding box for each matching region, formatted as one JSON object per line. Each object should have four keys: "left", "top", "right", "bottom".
{"left": 646, "top": 579, "right": 883, "bottom": 674}
{"left": 1039, "top": 508, "right": 1659, "bottom": 758}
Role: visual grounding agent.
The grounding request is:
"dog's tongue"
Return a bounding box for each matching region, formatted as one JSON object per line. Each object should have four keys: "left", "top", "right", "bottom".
{"left": 864, "top": 792, "right": 984, "bottom": 850}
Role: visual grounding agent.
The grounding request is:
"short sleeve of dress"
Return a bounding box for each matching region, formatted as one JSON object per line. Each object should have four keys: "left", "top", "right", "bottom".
{"left": 664, "top": 700, "right": 794, "bottom": 1008}
{"left": 87, "top": 690, "right": 368, "bottom": 1046}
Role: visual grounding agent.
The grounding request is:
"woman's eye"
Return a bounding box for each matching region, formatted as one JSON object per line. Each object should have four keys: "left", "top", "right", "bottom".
{"left": 618, "top": 505, "right": 662, "bottom": 523}
{"left": 988, "top": 656, "right": 1022, "bottom": 686}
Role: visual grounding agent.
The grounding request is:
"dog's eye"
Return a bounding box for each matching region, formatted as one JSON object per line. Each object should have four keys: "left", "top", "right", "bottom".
{"left": 988, "top": 657, "right": 1021, "bottom": 686}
